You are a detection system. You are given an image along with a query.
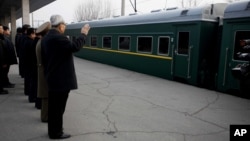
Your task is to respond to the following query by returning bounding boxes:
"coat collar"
[48,29,61,35]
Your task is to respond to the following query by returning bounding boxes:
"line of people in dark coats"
[1,23,43,107]
[14,24,42,109]
[1,14,90,140]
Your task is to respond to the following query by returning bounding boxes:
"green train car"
[65,1,250,97]
[217,1,250,95]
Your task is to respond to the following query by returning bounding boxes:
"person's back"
[42,28,84,91]
[41,14,90,139]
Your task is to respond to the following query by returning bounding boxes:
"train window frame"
[102,36,112,49]
[158,36,170,56]
[137,36,153,53]
[233,30,250,61]
[118,36,131,51]
[177,31,189,56]
[90,36,98,47]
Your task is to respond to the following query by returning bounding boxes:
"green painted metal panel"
[217,18,250,93]
[68,19,221,89]
[74,48,173,79]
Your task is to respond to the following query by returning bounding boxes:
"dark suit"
[3,36,18,65]
[0,37,7,92]
[15,33,22,57]
[27,37,41,108]
[23,36,36,102]
[19,34,28,78]
[0,35,17,86]
[15,33,22,76]
[41,29,86,137]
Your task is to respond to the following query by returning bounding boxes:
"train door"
[224,25,250,91]
[173,26,195,79]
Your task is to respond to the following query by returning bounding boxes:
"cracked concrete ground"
[0,57,250,141]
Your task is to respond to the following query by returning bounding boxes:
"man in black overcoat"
[0,24,8,94]
[19,24,30,79]
[23,28,37,103]
[41,15,90,139]
[2,26,18,88]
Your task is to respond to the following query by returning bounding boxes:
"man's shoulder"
[45,33,68,42]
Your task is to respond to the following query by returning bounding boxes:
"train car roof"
[224,1,250,19]
[67,3,227,29]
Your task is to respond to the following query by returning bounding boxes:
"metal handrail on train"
[223,48,229,86]
[171,45,175,76]
[187,45,193,79]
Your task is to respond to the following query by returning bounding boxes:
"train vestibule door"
[173,27,194,79]
[224,26,250,91]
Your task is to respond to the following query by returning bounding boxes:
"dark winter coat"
[0,37,7,66]
[0,34,17,65]
[23,36,36,73]
[41,29,87,91]
[4,36,18,65]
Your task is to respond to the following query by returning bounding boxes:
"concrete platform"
[1,57,250,141]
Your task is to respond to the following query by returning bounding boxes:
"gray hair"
[50,15,65,27]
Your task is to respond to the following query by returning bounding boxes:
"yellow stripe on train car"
[83,47,173,60]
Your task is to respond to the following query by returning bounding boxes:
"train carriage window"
[158,36,170,55]
[233,31,250,60]
[178,32,189,55]
[103,36,112,48]
[119,36,131,50]
[137,36,152,53]
[91,36,97,47]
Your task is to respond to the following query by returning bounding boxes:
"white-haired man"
[41,15,90,139]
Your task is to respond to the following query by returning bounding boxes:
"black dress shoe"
[0,90,9,95]
[49,133,71,139]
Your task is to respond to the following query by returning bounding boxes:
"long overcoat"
[3,36,18,65]
[36,39,48,98]
[41,29,86,92]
